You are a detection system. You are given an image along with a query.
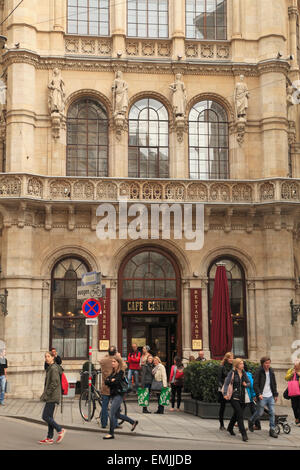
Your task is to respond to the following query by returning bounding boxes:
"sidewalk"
[1,397,300,448]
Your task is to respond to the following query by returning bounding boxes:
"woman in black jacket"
[141,354,154,414]
[218,352,234,430]
[103,357,138,439]
[223,358,250,442]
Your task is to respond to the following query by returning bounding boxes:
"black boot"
[227,427,235,436]
[242,432,248,442]
[143,407,151,414]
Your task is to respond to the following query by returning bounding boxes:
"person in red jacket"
[169,356,184,412]
[127,343,141,393]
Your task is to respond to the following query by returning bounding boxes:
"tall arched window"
[186,0,227,40]
[189,100,229,179]
[208,257,247,357]
[67,98,108,177]
[128,98,169,178]
[51,257,89,359]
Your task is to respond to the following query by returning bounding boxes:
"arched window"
[208,257,247,357]
[128,98,169,178]
[189,100,229,179]
[67,0,109,36]
[186,0,227,40]
[67,98,108,177]
[127,0,168,38]
[122,250,177,299]
[51,257,89,359]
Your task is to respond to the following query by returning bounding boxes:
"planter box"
[184,398,268,420]
[183,398,198,415]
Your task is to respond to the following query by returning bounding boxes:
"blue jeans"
[100,394,110,428]
[128,369,139,392]
[109,394,134,436]
[250,396,275,429]
[0,375,6,404]
[42,402,62,439]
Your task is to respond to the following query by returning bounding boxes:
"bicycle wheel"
[274,424,280,435]
[79,390,96,421]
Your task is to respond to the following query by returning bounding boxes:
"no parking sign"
[82,298,102,319]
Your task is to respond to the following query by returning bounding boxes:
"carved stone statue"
[112,70,128,116]
[234,75,249,119]
[169,73,187,117]
[48,68,66,114]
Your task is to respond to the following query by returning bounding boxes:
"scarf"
[152,364,160,376]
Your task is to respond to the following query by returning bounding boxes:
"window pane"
[186,0,226,39]
[128,0,169,38]
[67,0,109,36]
[189,100,228,179]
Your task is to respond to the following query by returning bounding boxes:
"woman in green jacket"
[39,351,66,444]
[285,359,300,426]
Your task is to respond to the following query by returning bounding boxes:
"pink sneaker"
[39,438,54,445]
[56,429,66,444]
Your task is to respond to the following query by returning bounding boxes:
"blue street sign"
[82,298,102,318]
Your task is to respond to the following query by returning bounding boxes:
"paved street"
[0,416,295,451]
[0,397,300,452]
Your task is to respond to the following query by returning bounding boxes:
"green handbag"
[159,387,171,406]
[137,387,150,407]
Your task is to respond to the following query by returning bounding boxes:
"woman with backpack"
[39,351,66,445]
[169,356,184,412]
[103,356,138,439]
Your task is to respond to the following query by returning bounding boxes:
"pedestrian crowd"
[2,342,300,446]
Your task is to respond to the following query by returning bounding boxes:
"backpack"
[174,368,184,386]
[61,372,69,396]
[119,375,129,394]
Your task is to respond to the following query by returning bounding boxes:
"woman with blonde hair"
[285,359,300,425]
[223,358,250,442]
[218,352,234,430]
[152,356,167,414]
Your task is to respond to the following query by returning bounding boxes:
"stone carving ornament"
[48,68,66,139]
[169,73,187,142]
[234,75,249,119]
[112,70,128,139]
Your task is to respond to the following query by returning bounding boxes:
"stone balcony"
[0,174,299,205]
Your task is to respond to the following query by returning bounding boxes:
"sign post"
[82,294,102,422]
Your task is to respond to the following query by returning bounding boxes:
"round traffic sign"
[82,298,102,318]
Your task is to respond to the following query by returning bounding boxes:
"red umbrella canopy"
[210,264,233,359]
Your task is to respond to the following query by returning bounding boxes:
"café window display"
[50,257,89,359]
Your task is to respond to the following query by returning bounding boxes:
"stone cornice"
[0,49,290,77]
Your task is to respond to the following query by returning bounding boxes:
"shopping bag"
[137,387,150,407]
[159,387,171,406]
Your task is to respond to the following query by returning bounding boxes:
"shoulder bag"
[221,371,234,400]
[288,373,300,397]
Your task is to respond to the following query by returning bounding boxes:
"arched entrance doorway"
[118,247,181,373]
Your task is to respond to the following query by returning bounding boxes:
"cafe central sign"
[122,300,177,313]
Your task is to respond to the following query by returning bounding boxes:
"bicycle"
[79,370,127,424]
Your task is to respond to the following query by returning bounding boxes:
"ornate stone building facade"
[0,0,300,397]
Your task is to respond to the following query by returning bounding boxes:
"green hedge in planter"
[184,360,260,403]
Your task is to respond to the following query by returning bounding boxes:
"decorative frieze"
[185,42,231,60]
[0,175,299,205]
[65,36,112,56]
[125,39,172,58]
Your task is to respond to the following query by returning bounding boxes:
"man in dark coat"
[248,356,279,438]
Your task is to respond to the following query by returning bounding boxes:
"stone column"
[259,64,289,178]
[288,6,299,75]
[111,0,126,58]
[170,0,185,60]
[247,281,257,360]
